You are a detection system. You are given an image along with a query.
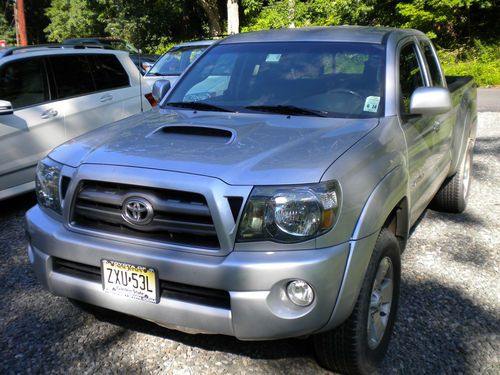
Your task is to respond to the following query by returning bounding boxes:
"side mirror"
[152,79,171,103]
[410,87,452,115]
[0,100,13,115]
[142,61,153,73]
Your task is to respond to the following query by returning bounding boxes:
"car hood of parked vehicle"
[49,109,379,185]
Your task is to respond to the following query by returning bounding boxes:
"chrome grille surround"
[64,165,251,256]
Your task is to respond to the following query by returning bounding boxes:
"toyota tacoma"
[27,27,476,374]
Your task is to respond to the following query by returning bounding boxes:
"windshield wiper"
[245,105,328,117]
[166,101,233,112]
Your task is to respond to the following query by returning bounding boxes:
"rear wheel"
[431,139,474,213]
[313,229,401,375]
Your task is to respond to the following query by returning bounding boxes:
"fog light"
[286,280,314,306]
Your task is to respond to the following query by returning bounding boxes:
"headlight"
[237,181,340,243]
[35,158,63,215]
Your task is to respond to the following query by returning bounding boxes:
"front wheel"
[313,229,401,375]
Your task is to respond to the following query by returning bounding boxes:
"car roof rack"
[0,43,114,58]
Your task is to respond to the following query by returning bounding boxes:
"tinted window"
[399,43,424,113]
[50,55,94,99]
[167,42,386,118]
[420,40,444,87]
[0,58,49,109]
[90,54,129,90]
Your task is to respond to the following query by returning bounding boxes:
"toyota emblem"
[122,197,154,225]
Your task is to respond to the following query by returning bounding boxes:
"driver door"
[398,40,441,223]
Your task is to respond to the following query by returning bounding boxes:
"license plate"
[101,260,158,303]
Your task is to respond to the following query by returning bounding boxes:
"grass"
[438,41,500,87]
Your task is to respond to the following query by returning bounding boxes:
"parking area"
[0,112,499,374]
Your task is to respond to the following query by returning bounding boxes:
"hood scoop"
[151,125,234,144]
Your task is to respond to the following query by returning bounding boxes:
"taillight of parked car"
[145,93,157,107]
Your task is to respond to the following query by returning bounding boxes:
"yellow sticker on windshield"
[363,96,381,112]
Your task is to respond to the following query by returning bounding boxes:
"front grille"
[71,181,220,249]
[53,258,231,309]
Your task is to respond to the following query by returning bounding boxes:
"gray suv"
[26,27,476,374]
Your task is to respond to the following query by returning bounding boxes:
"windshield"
[165,42,385,118]
[147,46,209,76]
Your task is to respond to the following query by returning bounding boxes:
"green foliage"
[0,12,16,45]
[395,0,495,47]
[151,39,177,55]
[44,0,103,42]
[44,0,209,52]
[241,0,375,31]
[38,0,499,86]
[439,41,500,86]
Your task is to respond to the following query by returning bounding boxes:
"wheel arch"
[318,165,409,332]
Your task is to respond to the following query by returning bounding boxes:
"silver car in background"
[143,40,215,88]
[0,45,154,200]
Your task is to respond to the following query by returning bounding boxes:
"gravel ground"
[1,112,499,375]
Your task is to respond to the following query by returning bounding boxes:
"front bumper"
[27,205,356,340]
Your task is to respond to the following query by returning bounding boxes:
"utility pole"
[13,0,28,46]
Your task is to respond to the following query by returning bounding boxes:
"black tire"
[431,139,474,213]
[313,229,401,375]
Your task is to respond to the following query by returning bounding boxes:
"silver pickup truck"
[26,27,476,374]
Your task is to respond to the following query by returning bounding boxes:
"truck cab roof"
[220,26,425,45]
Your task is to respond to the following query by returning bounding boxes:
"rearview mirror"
[152,79,171,104]
[410,87,452,115]
[0,100,13,115]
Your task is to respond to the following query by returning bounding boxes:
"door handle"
[100,94,114,102]
[40,108,58,119]
[432,121,441,132]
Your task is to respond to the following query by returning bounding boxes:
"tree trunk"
[288,0,295,28]
[227,0,239,34]
[198,0,222,36]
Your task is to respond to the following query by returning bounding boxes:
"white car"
[0,45,154,200]
[144,40,215,89]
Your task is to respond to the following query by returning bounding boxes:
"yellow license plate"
[101,260,158,303]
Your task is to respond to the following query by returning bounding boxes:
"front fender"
[318,165,409,332]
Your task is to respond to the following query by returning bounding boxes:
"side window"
[420,40,445,87]
[335,53,369,74]
[90,54,130,91]
[0,58,49,109]
[399,43,424,114]
[50,55,95,99]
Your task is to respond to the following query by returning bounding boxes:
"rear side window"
[0,58,49,109]
[399,43,424,113]
[50,55,94,99]
[90,54,130,90]
[334,53,369,74]
[420,40,445,87]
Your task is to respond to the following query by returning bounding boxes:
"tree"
[44,0,103,42]
[25,0,51,44]
[241,0,374,32]
[227,0,239,34]
[0,1,15,46]
[395,0,497,47]
[197,0,222,36]
[0,13,15,46]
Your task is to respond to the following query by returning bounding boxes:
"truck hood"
[50,109,379,185]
